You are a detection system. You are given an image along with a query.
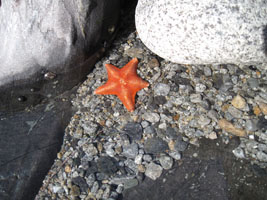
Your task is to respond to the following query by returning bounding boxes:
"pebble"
[190,93,202,103]
[123,122,143,141]
[159,155,173,170]
[82,122,99,136]
[168,151,182,160]
[142,112,160,123]
[245,119,258,132]
[258,102,267,115]
[134,154,143,165]
[124,47,144,58]
[144,137,168,154]
[227,106,243,119]
[247,78,259,89]
[122,142,139,158]
[198,116,211,127]
[174,139,188,152]
[154,83,170,96]
[231,94,246,109]
[138,164,146,173]
[204,66,212,76]
[218,119,247,137]
[144,126,156,135]
[124,178,139,189]
[195,83,206,93]
[147,58,160,68]
[72,176,88,193]
[141,120,149,128]
[97,157,118,175]
[208,132,218,140]
[65,165,71,173]
[154,95,167,105]
[207,110,219,122]
[143,154,152,162]
[145,162,163,180]
[52,185,63,193]
[91,181,99,194]
[70,185,80,197]
[232,147,246,159]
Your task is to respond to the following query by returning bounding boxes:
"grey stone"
[124,159,138,174]
[134,154,143,165]
[123,122,143,141]
[154,83,170,96]
[166,127,179,139]
[116,184,124,194]
[102,186,111,199]
[136,0,267,65]
[195,83,207,93]
[154,95,167,105]
[174,139,189,152]
[70,185,80,197]
[83,143,98,157]
[207,110,219,122]
[96,173,109,181]
[52,185,63,193]
[72,176,88,193]
[86,173,96,187]
[245,119,258,132]
[144,138,168,154]
[232,147,245,159]
[82,122,99,136]
[257,151,267,162]
[168,151,182,160]
[227,106,243,118]
[159,155,173,170]
[111,176,138,189]
[141,120,150,128]
[122,143,139,159]
[91,181,99,194]
[125,48,144,59]
[97,157,118,175]
[144,126,156,135]
[190,93,202,103]
[143,154,153,162]
[145,162,163,180]
[204,66,212,76]
[142,112,160,123]
[198,116,211,127]
[247,78,259,89]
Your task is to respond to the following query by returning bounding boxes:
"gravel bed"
[36,11,267,200]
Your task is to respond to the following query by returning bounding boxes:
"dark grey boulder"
[0,0,121,199]
[0,0,120,112]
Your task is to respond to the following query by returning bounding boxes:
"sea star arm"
[94,81,119,95]
[121,58,138,79]
[117,86,135,112]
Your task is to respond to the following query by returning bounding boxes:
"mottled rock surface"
[135,0,267,65]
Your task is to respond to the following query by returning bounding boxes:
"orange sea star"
[94,58,149,112]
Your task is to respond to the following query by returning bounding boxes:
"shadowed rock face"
[0,0,121,199]
[0,0,120,112]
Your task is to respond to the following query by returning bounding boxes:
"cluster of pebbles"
[36,16,267,200]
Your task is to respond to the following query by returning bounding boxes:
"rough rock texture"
[0,92,74,200]
[0,0,120,112]
[135,0,267,65]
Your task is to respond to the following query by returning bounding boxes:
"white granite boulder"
[135,0,267,65]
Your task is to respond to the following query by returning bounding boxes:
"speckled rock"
[145,162,163,180]
[135,0,267,65]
